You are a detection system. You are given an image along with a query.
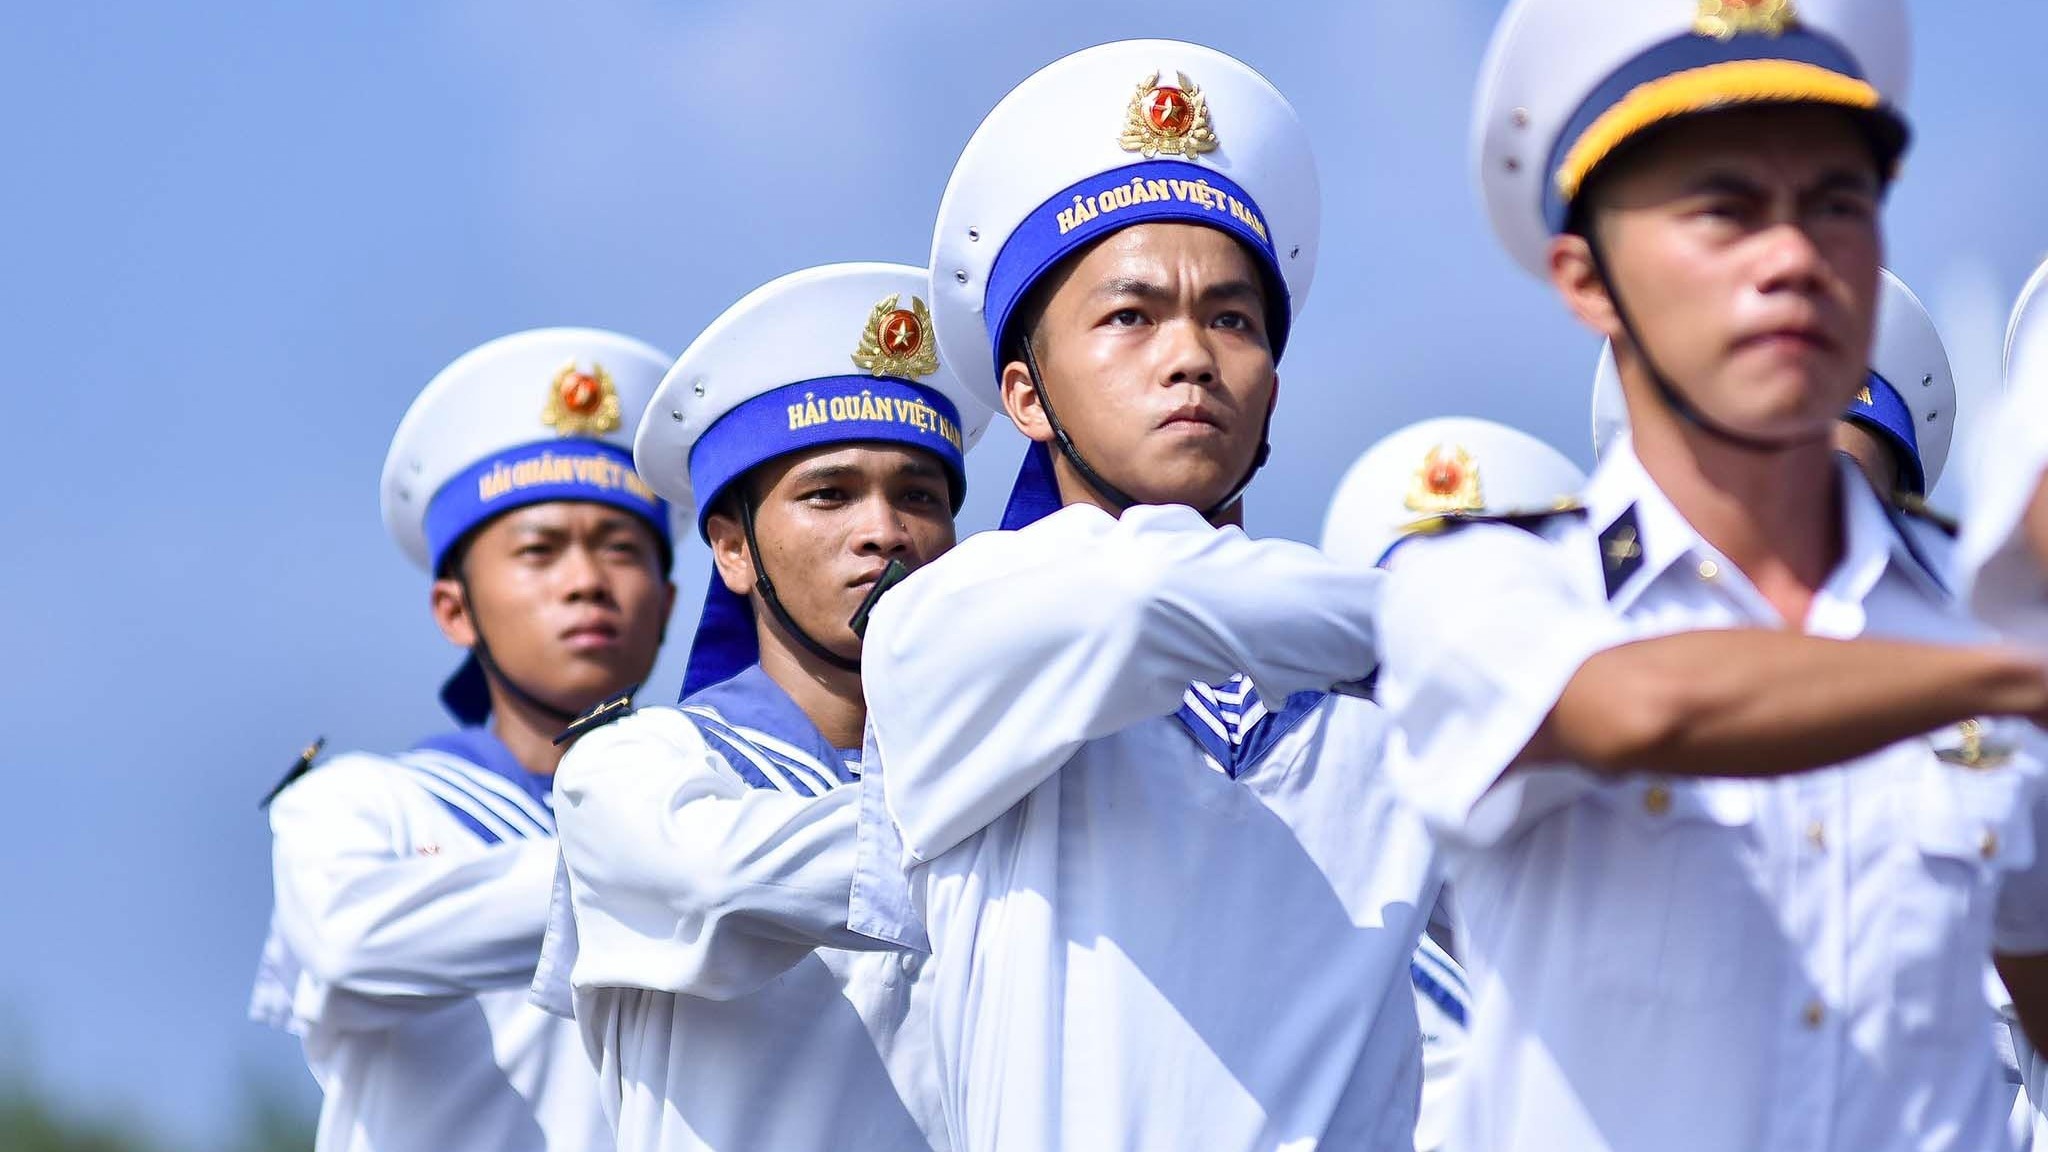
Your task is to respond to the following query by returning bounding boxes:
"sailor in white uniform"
[534,264,990,1152]
[849,40,1439,1152]
[1375,2,2048,1149]
[1597,263,2041,1142]
[250,328,680,1152]
[1320,416,1588,1152]
[1955,255,2048,1152]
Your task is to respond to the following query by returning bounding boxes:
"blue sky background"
[5,1,2047,1143]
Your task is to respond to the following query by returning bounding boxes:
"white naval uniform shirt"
[1959,379,2048,1152]
[537,666,943,1152]
[1377,438,2048,1152]
[851,503,1438,1152]
[250,728,609,1152]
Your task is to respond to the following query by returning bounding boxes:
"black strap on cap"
[458,573,583,728]
[738,493,862,674]
[1021,335,1271,522]
[1587,234,1830,455]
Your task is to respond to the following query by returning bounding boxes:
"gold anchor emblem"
[1604,524,1641,568]
[1936,719,2014,770]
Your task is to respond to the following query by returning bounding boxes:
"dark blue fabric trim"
[1411,958,1469,1028]
[686,376,966,540]
[1845,371,1924,495]
[983,159,1290,377]
[1544,27,1867,231]
[423,439,668,575]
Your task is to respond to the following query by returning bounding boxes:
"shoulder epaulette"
[1399,498,1586,540]
[259,736,327,810]
[1892,492,1958,537]
[554,694,635,747]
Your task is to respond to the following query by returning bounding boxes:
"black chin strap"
[738,493,863,675]
[457,573,584,728]
[1022,336,1271,523]
[1587,234,1829,455]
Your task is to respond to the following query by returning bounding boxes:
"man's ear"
[431,578,478,648]
[1001,356,1055,445]
[704,511,757,597]
[1549,230,1625,343]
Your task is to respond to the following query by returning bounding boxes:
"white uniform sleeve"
[1375,523,1625,848]
[1960,381,2048,646]
[862,502,1382,865]
[268,757,557,1003]
[554,708,892,1003]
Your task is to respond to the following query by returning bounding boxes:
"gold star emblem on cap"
[542,360,621,436]
[1695,0,1797,40]
[1403,444,1484,514]
[851,294,938,380]
[1120,71,1218,160]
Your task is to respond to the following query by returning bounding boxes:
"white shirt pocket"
[1894,752,2036,1038]
[1577,779,1765,1008]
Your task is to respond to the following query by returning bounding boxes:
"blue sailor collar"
[412,726,554,808]
[1583,436,1948,614]
[680,664,860,789]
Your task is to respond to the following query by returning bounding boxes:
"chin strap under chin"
[1587,234,1830,455]
[738,493,862,675]
[457,574,583,728]
[1021,336,1271,523]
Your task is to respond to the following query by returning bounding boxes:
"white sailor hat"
[2004,255,2048,375]
[1475,0,1912,277]
[380,327,675,724]
[381,327,676,575]
[1590,267,1954,493]
[633,262,990,696]
[929,39,1320,417]
[1321,416,1587,570]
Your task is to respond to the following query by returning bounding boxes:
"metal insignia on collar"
[1599,504,1646,600]
[1120,71,1219,160]
[1404,444,1485,515]
[851,294,938,380]
[543,360,622,436]
[1935,719,2015,771]
[554,693,634,747]
[1694,0,1797,40]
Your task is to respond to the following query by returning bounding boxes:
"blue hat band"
[1847,371,1924,495]
[423,439,670,574]
[686,375,968,539]
[984,159,1289,376]
[1544,27,1875,233]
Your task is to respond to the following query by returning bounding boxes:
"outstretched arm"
[866,503,1379,864]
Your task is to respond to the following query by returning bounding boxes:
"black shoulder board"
[259,736,327,810]
[1400,498,1587,541]
[1892,493,1958,537]
[554,694,635,747]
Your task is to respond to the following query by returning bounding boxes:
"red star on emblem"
[560,371,602,415]
[1425,454,1465,495]
[1145,87,1192,136]
[881,309,922,356]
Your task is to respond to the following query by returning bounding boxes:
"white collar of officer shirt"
[1583,433,1947,617]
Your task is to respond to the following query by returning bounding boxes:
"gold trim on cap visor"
[1554,58,1881,206]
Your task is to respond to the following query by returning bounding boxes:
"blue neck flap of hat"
[1846,371,1924,496]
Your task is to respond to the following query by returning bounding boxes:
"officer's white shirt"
[1377,438,2048,1152]
[539,666,943,1152]
[251,730,609,1152]
[852,502,1438,1152]
[1959,380,2048,1152]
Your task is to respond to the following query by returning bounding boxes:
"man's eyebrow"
[1091,277,1172,302]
